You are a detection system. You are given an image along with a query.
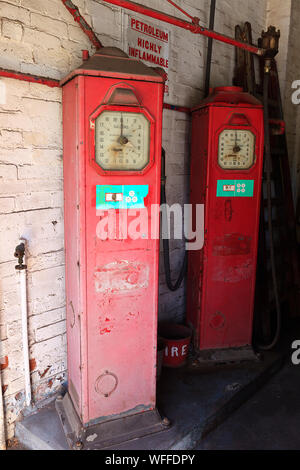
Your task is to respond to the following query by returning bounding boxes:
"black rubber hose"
[204,0,216,97]
[161,148,187,291]
[257,64,281,350]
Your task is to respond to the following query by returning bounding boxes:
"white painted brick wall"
[0,0,270,439]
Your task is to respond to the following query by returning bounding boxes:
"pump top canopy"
[60,47,164,87]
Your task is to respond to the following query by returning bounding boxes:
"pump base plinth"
[190,346,260,369]
[55,392,169,450]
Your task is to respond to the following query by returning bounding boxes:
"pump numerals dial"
[218,130,255,170]
[95,111,150,171]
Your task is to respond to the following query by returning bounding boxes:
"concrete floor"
[198,359,300,450]
[15,349,283,450]
[13,318,300,450]
[11,355,300,450]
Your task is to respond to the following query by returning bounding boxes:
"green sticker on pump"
[96,185,149,210]
[217,180,254,197]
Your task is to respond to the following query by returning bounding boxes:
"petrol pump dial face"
[218,129,255,170]
[95,110,150,171]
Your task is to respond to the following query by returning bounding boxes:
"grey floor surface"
[197,359,300,450]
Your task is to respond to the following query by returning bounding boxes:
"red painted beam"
[0,68,60,88]
[61,0,103,50]
[102,0,265,56]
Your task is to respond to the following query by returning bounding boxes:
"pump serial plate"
[96,185,149,209]
[216,180,254,197]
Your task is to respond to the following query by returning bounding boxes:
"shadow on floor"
[197,359,300,450]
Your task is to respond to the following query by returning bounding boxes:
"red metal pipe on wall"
[102,0,265,56]
[61,0,103,50]
[0,67,60,88]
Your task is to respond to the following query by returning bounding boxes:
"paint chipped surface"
[213,233,251,256]
[99,326,112,335]
[94,260,149,294]
[98,311,140,335]
[212,260,253,283]
[39,366,51,378]
[98,315,114,335]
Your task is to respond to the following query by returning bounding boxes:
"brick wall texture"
[0,0,296,438]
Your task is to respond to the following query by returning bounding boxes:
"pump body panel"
[62,51,164,426]
[187,87,264,351]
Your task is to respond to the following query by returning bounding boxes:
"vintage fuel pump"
[187,87,264,354]
[56,47,167,449]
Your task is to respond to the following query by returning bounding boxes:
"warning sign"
[125,15,170,95]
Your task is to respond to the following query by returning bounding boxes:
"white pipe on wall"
[18,239,32,407]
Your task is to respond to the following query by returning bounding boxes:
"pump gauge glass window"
[95,110,150,171]
[218,129,256,170]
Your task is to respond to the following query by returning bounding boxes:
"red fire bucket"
[158,323,192,368]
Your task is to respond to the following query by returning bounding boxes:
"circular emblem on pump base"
[209,312,226,330]
[95,371,118,398]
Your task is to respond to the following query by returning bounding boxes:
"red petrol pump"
[187,87,264,353]
[56,47,168,449]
